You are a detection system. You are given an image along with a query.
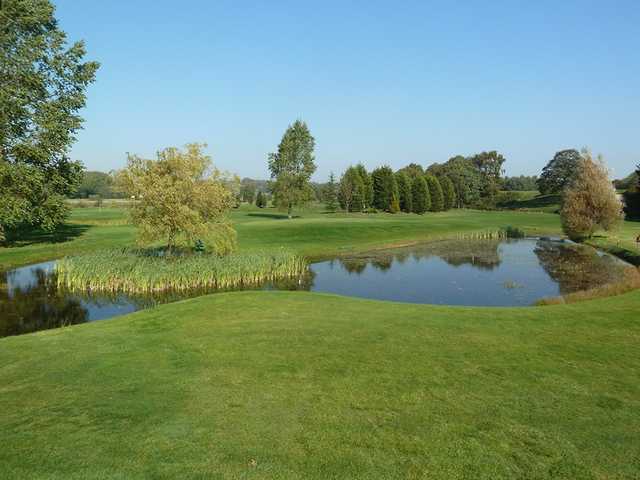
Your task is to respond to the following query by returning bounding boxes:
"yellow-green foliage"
[56,249,307,293]
[116,143,238,253]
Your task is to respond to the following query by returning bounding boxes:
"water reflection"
[0,239,635,338]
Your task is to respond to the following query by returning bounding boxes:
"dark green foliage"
[240,180,256,203]
[622,189,640,219]
[440,176,456,210]
[411,176,430,214]
[255,191,267,208]
[425,175,444,212]
[73,171,118,198]
[397,163,424,179]
[502,225,526,238]
[354,164,373,209]
[371,166,398,212]
[434,156,482,207]
[194,239,206,253]
[324,172,339,212]
[0,0,99,241]
[268,120,317,218]
[503,175,538,191]
[469,151,506,199]
[537,149,581,194]
[613,171,639,191]
[339,166,365,212]
[395,172,412,213]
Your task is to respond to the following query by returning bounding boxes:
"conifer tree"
[411,177,430,214]
[425,175,444,211]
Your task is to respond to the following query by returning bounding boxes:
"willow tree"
[268,120,317,218]
[560,151,622,241]
[0,0,99,242]
[117,144,237,254]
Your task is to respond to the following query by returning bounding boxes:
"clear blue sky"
[54,0,640,180]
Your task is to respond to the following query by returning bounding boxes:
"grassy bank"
[1,290,639,479]
[56,249,306,293]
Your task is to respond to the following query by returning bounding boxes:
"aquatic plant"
[56,249,308,293]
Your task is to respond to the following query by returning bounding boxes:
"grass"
[1,290,639,479]
[56,249,306,293]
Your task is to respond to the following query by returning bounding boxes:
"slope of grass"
[1,290,639,479]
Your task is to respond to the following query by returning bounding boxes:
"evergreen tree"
[371,166,398,211]
[411,177,430,214]
[395,171,413,213]
[324,172,339,212]
[440,176,456,210]
[268,120,316,218]
[354,164,374,210]
[339,166,365,212]
[255,191,266,208]
[425,175,444,211]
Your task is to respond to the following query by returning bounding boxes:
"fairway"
[1,290,639,479]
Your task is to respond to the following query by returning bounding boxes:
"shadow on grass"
[247,213,300,220]
[498,194,561,211]
[3,224,90,248]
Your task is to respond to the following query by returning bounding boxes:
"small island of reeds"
[56,249,308,293]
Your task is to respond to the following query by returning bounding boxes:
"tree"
[436,156,483,208]
[116,144,237,253]
[503,175,538,191]
[425,175,444,212]
[255,191,267,208]
[324,172,339,212]
[469,151,506,199]
[395,171,413,213]
[560,151,622,241]
[440,176,456,210]
[240,180,256,203]
[411,176,430,214]
[398,163,425,179]
[0,0,99,242]
[354,163,373,210]
[371,166,398,211]
[268,120,316,218]
[537,149,581,194]
[339,166,365,212]
[73,171,117,198]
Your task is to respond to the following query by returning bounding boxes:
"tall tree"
[354,163,373,210]
[560,151,622,241]
[437,156,482,207]
[255,191,267,208]
[0,0,99,242]
[116,144,237,253]
[440,176,456,210]
[398,163,425,179]
[371,166,398,211]
[411,176,430,214]
[324,172,339,212]
[469,151,506,199]
[537,149,581,195]
[425,175,444,212]
[268,120,316,218]
[395,171,413,213]
[339,166,365,212]
[240,180,256,203]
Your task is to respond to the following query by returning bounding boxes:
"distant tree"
[116,144,237,253]
[268,120,317,218]
[389,190,400,213]
[240,180,256,203]
[395,171,413,213]
[324,172,339,212]
[560,151,622,241]
[371,166,398,211]
[354,164,374,209]
[0,0,99,242]
[622,163,640,219]
[502,175,538,191]
[537,149,581,194]
[73,171,115,198]
[437,156,483,207]
[425,175,444,212]
[339,166,365,212]
[469,151,506,199]
[398,163,425,179]
[255,191,267,208]
[411,176,430,214]
[440,176,456,210]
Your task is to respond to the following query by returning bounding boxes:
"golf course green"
[1,204,639,479]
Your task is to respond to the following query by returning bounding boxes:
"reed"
[56,249,308,293]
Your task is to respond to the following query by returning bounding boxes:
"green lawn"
[1,290,639,479]
[1,204,639,479]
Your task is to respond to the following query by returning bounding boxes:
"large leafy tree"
[560,151,622,241]
[354,163,373,209]
[371,166,398,211]
[440,176,456,210]
[117,144,237,253]
[537,149,581,195]
[395,171,412,213]
[469,150,506,199]
[268,120,316,218]
[339,166,365,212]
[0,0,99,242]
[436,156,482,207]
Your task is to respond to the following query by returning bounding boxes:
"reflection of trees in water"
[533,240,629,294]
[336,239,502,274]
[0,269,88,338]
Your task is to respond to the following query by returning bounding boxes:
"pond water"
[1,238,635,338]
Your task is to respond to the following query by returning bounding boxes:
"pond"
[1,238,635,338]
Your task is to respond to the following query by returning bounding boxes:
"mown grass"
[1,290,639,479]
[56,249,306,293]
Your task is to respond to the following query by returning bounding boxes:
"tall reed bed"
[56,249,308,293]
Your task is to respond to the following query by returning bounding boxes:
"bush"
[502,225,526,238]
